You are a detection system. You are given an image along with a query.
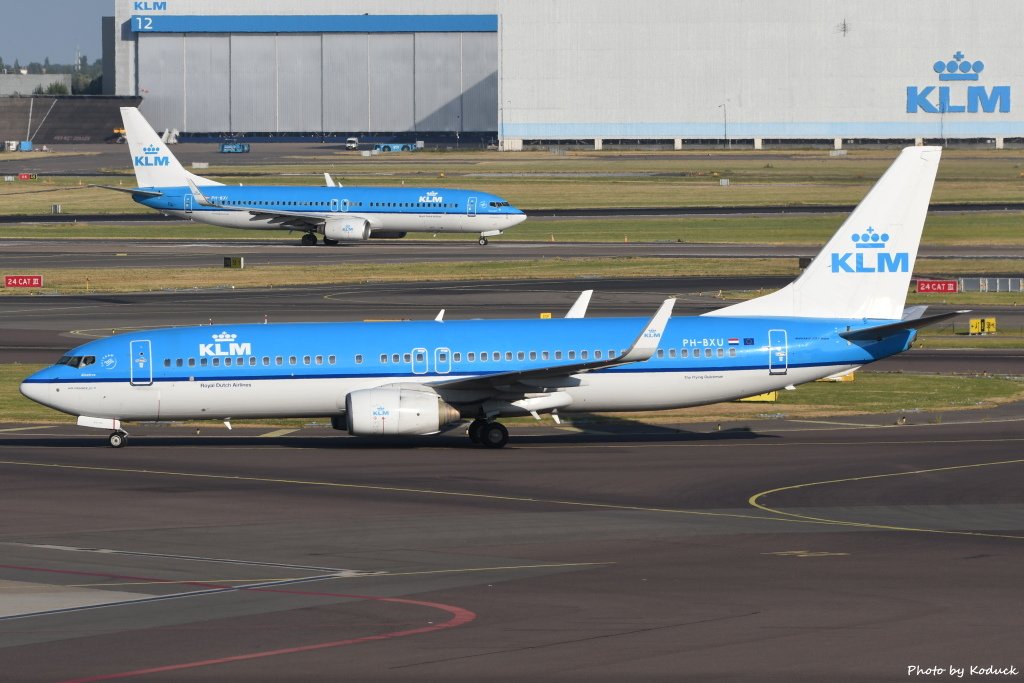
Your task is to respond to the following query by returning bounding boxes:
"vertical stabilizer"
[705,146,941,320]
[120,108,222,188]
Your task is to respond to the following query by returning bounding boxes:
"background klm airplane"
[25,147,961,449]
[104,108,526,246]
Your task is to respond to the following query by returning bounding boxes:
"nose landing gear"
[108,430,128,448]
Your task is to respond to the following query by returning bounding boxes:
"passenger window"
[669,349,677,358]
[262,356,270,366]
[657,349,664,358]
[581,350,589,360]
[555,351,562,360]
[225,358,233,366]
[492,351,500,361]
[276,356,283,365]
[403,353,411,363]
[416,352,424,362]
[529,351,537,360]
[175,358,183,367]
[236,357,243,365]
[200,358,208,367]
[595,350,603,359]
[505,351,513,361]
[163,359,171,368]
[568,351,576,360]
[516,351,524,361]
[728,348,736,357]
[328,355,336,364]
[249,357,257,366]
[439,352,448,362]
[315,355,323,365]
[717,348,724,358]
[453,352,461,362]
[188,358,196,367]
[392,353,400,363]
[289,356,297,365]
[212,357,220,367]
[468,352,476,362]
[704,348,712,358]
[681,349,688,358]
[380,354,388,363]
[542,351,549,360]
[608,349,615,358]
[303,356,311,365]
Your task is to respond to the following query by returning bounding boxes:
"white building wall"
[497,0,1024,140]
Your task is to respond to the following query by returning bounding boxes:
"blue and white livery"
[105,108,526,246]
[24,147,959,448]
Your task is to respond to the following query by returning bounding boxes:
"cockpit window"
[55,355,94,368]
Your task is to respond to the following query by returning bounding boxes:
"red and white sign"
[4,275,43,288]
[917,279,958,293]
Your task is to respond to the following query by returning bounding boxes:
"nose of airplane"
[508,211,528,226]
[20,378,49,406]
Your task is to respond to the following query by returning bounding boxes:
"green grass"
[5,364,1021,426]
[776,372,1024,413]
[5,147,1024,214]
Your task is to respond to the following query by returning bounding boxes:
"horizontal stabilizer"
[840,310,969,341]
[93,185,164,198]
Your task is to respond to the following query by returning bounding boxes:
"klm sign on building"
[907,52,1010,114]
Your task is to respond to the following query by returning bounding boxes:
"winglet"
[324,172,336,187]
[185,176,215,207]
[565,290,593,319]
[435,309,445,322]
[620,298,675,362]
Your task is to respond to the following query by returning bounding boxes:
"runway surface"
[0,407,1021,682]
[0,237,1019,271]
[1,279,1019,373]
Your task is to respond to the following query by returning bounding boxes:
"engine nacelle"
[345,387,461,436]
[324,218,370,241]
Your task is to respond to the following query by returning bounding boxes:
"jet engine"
[324,218,370,241]
[345,387,461,436]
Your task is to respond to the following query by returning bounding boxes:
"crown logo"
[426,191,438,197]
[142,144,161,155]
[212,331,237,342]
[933,51,983,81]
[850,227,890,249]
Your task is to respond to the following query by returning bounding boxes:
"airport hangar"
[107,0,1024,149]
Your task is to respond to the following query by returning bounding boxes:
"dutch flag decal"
[728,338,740,345]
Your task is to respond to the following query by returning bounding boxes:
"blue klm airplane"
[24,147,961,449]
[101,108,526,246]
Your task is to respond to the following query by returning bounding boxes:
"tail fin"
[120,108,222,188]
[705,146,942,321]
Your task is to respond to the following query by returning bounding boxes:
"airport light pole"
[718,102,729,150]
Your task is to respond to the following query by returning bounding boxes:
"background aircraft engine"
[346,387,461,436]
[324,218,370,241]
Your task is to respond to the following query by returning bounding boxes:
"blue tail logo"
[830,228,909,273]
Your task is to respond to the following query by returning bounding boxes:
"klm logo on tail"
[830,228,909,274]
[133,144,170,168]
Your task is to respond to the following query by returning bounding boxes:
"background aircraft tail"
[705,146,942,321]
[120,108,222,188]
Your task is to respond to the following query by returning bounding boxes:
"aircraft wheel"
[108,431,126,448]
[323,237,339,246]
[467,419,486,444]
[301,233,318,246]
[478,236,489,246]
[479,422,509,449]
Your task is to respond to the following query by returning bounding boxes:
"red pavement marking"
[1,563,477,682]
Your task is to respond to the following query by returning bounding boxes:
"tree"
[13,58,21,73]
[26,62,43,74]
[43,57,50,73]
[79,54,88,72]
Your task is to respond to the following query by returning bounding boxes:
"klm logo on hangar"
[830,228,909,274]
[133,144,170,168]
[133,1,167,10]
[907,51,1010,114]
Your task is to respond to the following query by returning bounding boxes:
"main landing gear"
[467,419,509,449]
[108,430,128,448]
[478,236,489,246]
[301,232,318,246]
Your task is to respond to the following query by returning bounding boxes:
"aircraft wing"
[839,310,969,342]
[433,298,675,393]
[184,177,334,225]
